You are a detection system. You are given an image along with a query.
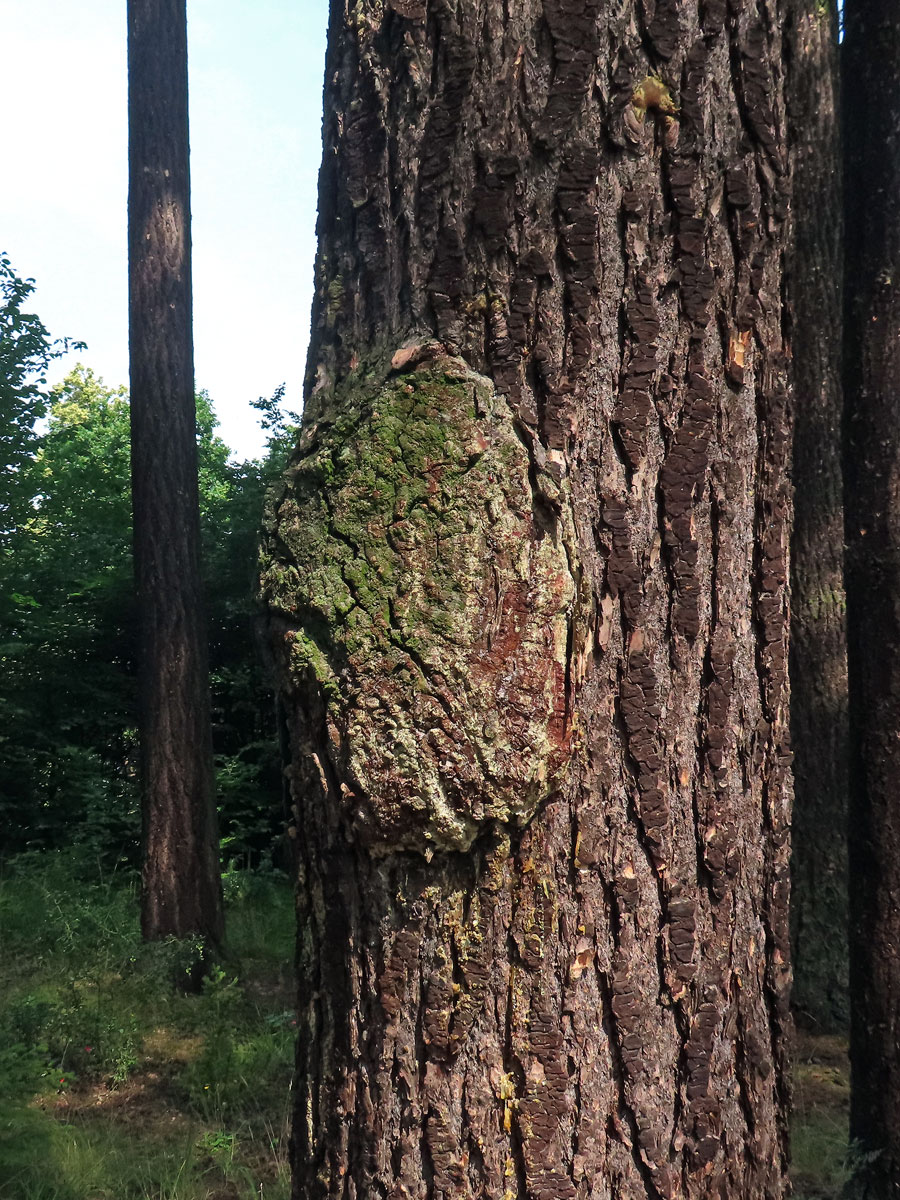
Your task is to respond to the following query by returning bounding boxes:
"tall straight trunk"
[787,0,847,1031]
[128,0,223,947]
[262,1,793,1195]
[843,0,900,1188]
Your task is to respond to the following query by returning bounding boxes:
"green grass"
[791,1032,851,1199]
[0,852,293,1200]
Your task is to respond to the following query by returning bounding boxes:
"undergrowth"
[791,1030,851,1199]
[0,851,294,1199]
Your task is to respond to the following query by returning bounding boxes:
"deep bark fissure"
[601,962,668,1200]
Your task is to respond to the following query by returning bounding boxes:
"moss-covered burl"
[260,351,576,853]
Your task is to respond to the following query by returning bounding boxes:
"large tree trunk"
[786,0,847,1032]
[262,1,793,1195]
[128,0,223,947]
[843,0,900,1188]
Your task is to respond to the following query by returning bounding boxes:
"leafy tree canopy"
[0,359,294,864]
[0,254,83,550]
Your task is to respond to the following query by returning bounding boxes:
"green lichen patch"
[260,355,576,852]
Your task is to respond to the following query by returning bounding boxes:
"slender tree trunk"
[128,0,223,947]
[843,0,900,1188]
[787,0,847,1032]
[263,1,793,1195]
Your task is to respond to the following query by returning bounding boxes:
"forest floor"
[792,1029,851,1198]
[0,853,294,1199]
[0,853,849,1199]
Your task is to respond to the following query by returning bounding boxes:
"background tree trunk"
[843,0,900,1188]
[786,0,847,1032]
[128,0,223,947]
[262,1,793,1195]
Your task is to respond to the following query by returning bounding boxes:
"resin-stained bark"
[261,1,793,1195]
[843,0,900,1188]
[787,0,847,1031]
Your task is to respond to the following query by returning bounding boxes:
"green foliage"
[200,392,290,866]
[0,851,138,967]
[250,382,300,482]
[180,970,293,1123]
[791,1035,851,1199]
[0,854,144,1096]
[0,354,291,865]
[0,267,296,1194]
[792,1116,851,1198]
[0,254,83,551]
[0,854,292,1200]
[0,369,138,858]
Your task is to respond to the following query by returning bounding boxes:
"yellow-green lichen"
[260,354,576,853]
[631,74,679,117]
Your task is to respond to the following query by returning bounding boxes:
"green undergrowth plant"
[0,851,293,1199]
[791,1032,851,1199]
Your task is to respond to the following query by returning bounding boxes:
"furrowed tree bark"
[262,2,793,1195]
[786,0,847,1032]
[843,0,900,1188]
[128,0,223,948]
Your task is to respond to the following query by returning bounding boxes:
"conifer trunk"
[263,2,793,1194]
[843,0,900,1187]
[787,0,847,1031]
[128,0,223,947]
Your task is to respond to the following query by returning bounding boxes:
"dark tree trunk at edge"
[263,1,793,1195]
[128,0,223,948]
[787,0,847,1032]
[843,0,900,1189]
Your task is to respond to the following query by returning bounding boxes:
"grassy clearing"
[0,852,294,1200]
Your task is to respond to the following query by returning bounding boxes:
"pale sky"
[1,0,329,459]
